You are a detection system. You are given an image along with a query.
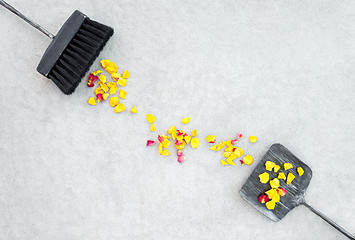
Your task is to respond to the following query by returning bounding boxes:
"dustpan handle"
[302,202,355,239]
[0,0,54,39]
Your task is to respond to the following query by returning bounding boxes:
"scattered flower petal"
[191,129,197,137]
[88,97,96,106]
[233,148,244,158]
[221,160,228,165]
[111,72,121,79]
[191,138,200,148]
[231,139,238,144]
[130,105,137,113]
[116,78,127,87]
[99,74,106,83]
[96,93,103,102]
[181,117,190,124]
[109,97,119,107]
[122,70,130,79]
[297,167,304,176]
[146,114,156,124]
[206,135,217,143]
[119,89,127,99]
[277,172,286,180]
[160,149,171,156]
[103,93,109,100]
[266,200,276,210]
[284,163,293,170]
[259,172,270,183]
[249,136,258,143]
[226,158,235,165]
[177,150,183,157]
[258,194,269,204]
[150,124,156,132]
[146,140,156,146]
[269,178,280,189]
[237,133,243,139]
[243,155,254,165]
[91,70,102,75]
[114,103,125,113]
[265,161,276,171]
[277,188,287,196]
[177,155,185,163]
[167,126,176,135]
[273,165,280,172]
[209,145,217,151]
[286,172,295,184]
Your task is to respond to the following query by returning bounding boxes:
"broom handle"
[302,202,355,239]
[0,0,54,39]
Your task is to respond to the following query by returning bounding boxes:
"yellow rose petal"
[119,90,127,99]
[206,135,217,143]
[243,155,254,165]
[184,135,191,144]
[284,163,293,170]
[117,78,127,87]
[160,149,171,156]
[216,141,226,151]
[88,97,96,106]
[181,117,190,124]
[100,59,110,68]
[221,160,228,166]
[114,103,125,113]
[286,172,295,184]
[99,74,106,83]
[259,172,269,183]
[269,178,280,189]
[191,138,200,148]
[161,139,170,148]
[297,167,304,176]
[146,114,156,124]
[150,124,156,132]
[109,97,119,107]
[265,161,276,171]
[209,145,217,151]
[233,148,244,158]
[274,165,280,172]
[99,82,108,93]
[105,61,118,74]
[226,158,235,165]
[130,105,137,113]
[277,172,286,180]
[265,189,278,199]
[91,70,102,75]
[102,93,109,100]
[158,143,163,154]
[223,152,231,158]
[94,86,103,95]
[167,126,176,135]
[272,192,280,202]
[266,200,276,210]
[111,72,121,79]
[249,136,258,143]
[191,129,197,137]
[122,70,130,79]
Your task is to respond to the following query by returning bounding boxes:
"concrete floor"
[0,0,354,239]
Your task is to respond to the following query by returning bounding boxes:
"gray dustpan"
[240,144,354,239]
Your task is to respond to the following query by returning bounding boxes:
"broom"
[0,0,114,94]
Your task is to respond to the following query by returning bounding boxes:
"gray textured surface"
[0,0,355,239]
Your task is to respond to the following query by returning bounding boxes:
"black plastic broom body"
[0,0,114,94]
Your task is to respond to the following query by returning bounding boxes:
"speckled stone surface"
[0,0,354,239]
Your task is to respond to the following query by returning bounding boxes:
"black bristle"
[38,11,114,95]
